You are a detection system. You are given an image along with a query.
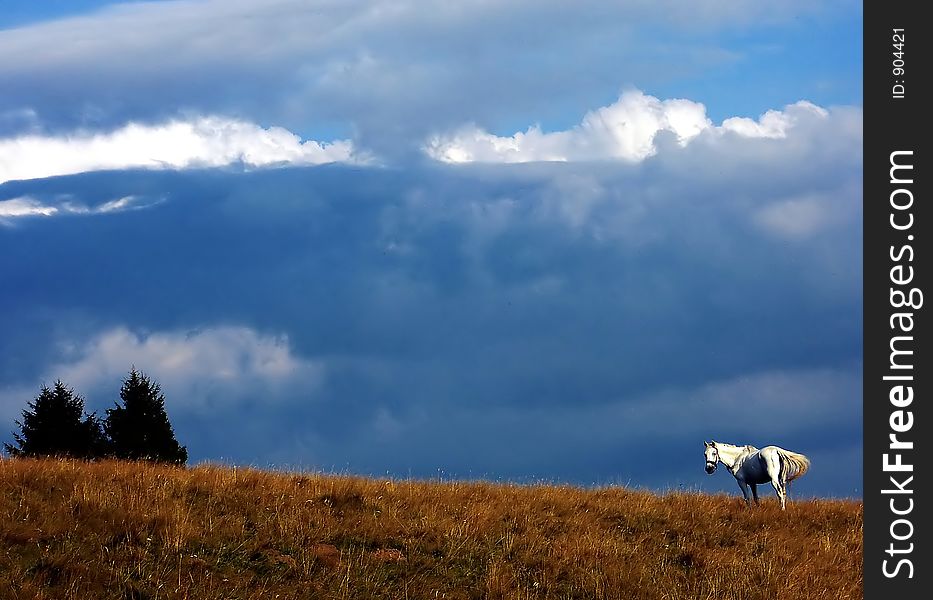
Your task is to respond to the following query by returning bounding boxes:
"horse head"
[704,441,718,474]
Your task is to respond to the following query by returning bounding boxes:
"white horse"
[703,440,810,510]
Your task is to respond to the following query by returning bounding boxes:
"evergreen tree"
[4,381,105,459]
[105,368,187,465]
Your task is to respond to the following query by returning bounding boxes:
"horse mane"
[714,441,757,453]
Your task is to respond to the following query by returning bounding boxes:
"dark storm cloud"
[0,124,861,494]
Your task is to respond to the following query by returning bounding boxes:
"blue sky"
[0,0,862,497]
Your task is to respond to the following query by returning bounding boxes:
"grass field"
[0,458,862,599]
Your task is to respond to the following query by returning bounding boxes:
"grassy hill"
[0,458,861,599]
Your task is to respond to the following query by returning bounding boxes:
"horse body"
[704,441,810,510]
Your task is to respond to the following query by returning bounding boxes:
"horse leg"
[737,480,751,507]
[751,484,760,506]
[765,451,787,510]
[769,478,784,509]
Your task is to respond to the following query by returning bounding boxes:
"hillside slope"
[0,459,861,599]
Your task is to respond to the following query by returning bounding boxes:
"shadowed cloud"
[0,132,861,494]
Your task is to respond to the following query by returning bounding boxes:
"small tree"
[105,368,187,464]
[4,381,105,459]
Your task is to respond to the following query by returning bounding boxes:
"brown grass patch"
[0,458,862,599]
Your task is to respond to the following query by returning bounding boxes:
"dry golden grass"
[0,458,861,599]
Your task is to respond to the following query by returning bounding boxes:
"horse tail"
[778,449,811,483]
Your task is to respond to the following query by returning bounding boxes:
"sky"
[0,0,862,497]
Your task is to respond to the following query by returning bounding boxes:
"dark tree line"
[4,368,187,464]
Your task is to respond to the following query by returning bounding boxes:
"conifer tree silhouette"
[4,381,105,458]
[105,368,187,464]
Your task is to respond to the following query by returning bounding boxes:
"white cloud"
[720,102,828,138]
[425,92,834,163]
[0,116,362,184]
[95,196,144,213]
[0,327,325,417]
[0,196,60,217]
[0,195,157,223]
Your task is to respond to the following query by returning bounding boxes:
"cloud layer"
[0,117,358,184]
[0,0,860,155]
[0,134,862,492]
[426,91,831,163]
[0,92,858,184]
